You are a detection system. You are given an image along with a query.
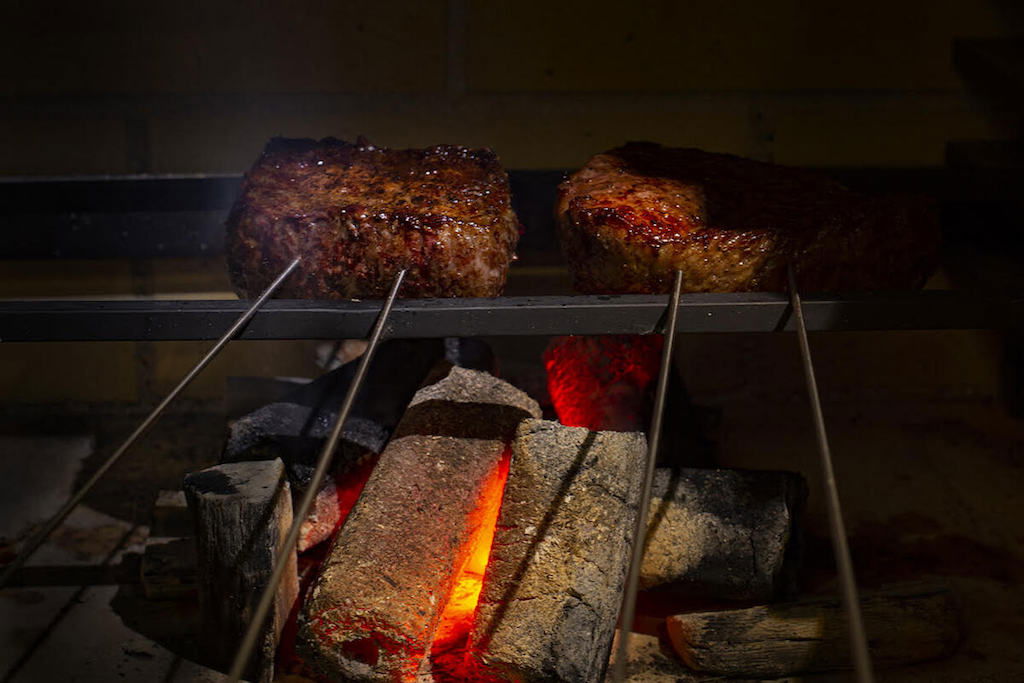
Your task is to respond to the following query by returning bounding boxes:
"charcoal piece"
[642,467,806,600]
[223,338,444,488]
[223,338,496,490]
[184,459,298,683]
[469,419,647,683]
[666,583,961,677]
[299,367,541,682]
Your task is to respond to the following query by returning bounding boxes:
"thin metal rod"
[227,269,407,683]
[787,264,875,683]
[0,258,301,589]
[612,270,684,682]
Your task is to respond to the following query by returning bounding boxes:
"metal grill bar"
[611,270,684,683]
[0,258,301,589]
[0,290,1018,341]
[788,266,875,682]
[226,269,407,683]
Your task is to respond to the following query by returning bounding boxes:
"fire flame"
[430,449,512,676]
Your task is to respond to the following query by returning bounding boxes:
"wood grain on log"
[666,583,961,677]
[642,467,806,600]
[469,419,646,683]
[300,367,541,682]
[184,458,298,683]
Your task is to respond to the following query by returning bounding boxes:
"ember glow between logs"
[430,450,512,677]
[544,334,664,431]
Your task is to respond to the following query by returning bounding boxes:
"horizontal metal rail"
[0,291,1018,342]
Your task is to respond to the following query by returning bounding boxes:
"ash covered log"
[642,467,806,600]
[226,337,495,551]
[184,459,298,683]
[300,367,540,682]
[468,419,646,683]
[666,583,961,677]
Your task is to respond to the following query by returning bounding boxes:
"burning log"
[183,459,299,683]
[666,583,961,677]
[300,367,541,682]
[225,338,495,552]
[641,467,806,600]
[469,419,646,683]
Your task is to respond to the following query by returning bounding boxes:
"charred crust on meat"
[226,137,519,299]
[557,142,939,294]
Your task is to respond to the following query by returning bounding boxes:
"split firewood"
[468,419,646,683]
[224,338,495,552]
[184,459,298,683]
[299,367,541,682]
[642,467,806,600]
[666,582,961,677]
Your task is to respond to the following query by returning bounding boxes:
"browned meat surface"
[557,143,939,293]
[226,137,519,299]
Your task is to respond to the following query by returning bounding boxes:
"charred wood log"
[222,338,446,489]
[184,459,298,683]
[642,467,806,600]
[666,583,961,677]
[468,419,646,683]
[300,367,540,682]
[224,338,494,552]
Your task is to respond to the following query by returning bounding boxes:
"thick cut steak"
[226,137,519,299]
[557,143,938,293]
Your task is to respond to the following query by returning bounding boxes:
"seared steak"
[226,137,519,299]
[557,143,938,293]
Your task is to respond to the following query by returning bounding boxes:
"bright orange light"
[544,334,664,431]
[430,449,512,669]
[333,454,379,525]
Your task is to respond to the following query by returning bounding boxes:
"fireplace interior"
[4,3,1024,682]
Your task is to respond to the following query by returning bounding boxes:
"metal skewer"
[227,269,407,683]
[787,264,875,683]
[0,257,302,590]
[611,269,684,683]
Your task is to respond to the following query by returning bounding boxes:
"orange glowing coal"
[430,449,512,674]
[545,334,663,431]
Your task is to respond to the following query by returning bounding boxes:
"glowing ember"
[279,456,379,676]
[430,450,512,676]
[332,455,379,524]
[544,334,663,431]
